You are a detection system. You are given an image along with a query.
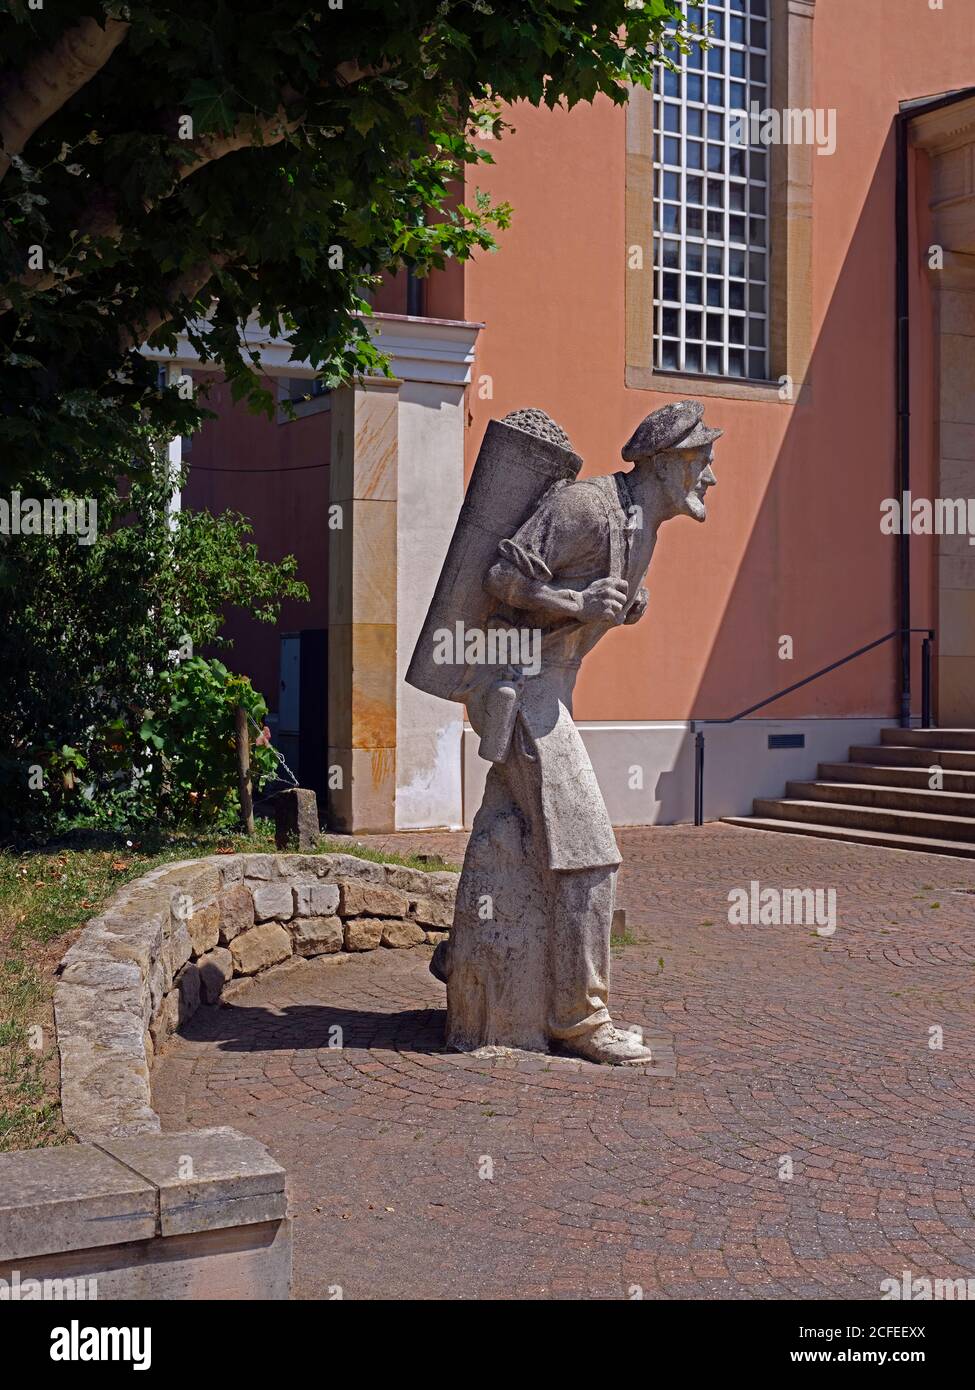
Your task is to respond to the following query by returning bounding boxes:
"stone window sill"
[625,365,800,404]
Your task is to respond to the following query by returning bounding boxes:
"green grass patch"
[610,932,638,948]
[321,839,458,874]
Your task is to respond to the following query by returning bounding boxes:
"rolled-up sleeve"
[498,484,605,581]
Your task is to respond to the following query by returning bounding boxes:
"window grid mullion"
[652,0,770,383]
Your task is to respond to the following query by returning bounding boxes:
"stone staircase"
[723,728,975,858]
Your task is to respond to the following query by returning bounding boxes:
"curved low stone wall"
[54,852,457,1141]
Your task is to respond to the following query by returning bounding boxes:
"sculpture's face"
[656,445,717,522]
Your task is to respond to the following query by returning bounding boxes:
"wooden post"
[234,705,255,834]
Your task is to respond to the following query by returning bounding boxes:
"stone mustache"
[406,402,720,1065]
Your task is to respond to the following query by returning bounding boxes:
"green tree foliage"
[0,436,308,837]
[0,0,696,487]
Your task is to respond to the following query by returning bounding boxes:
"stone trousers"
[501,725,615,1039]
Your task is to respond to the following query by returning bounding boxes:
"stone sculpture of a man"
[410,400,720,1064]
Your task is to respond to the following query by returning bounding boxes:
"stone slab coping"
[0,1127,285,1262]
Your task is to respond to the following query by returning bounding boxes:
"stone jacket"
[475,470,656,873]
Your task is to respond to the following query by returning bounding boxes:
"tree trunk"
[235,705,255,835]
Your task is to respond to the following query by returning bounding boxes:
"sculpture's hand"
[622,586,649,625]
[578,577,629,622]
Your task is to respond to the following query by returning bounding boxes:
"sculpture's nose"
[701,465,717,486]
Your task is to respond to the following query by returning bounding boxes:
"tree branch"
[0,16,130,183]
[3,109,298,306]
[180,107,300,172]
[80,105,301,248]
[118,253,231,352]
[1,59,381,309]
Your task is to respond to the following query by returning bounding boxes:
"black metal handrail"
[691,627,935,826]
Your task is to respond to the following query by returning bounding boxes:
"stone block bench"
[0,849,456,1300]
[0,1127,290,1300]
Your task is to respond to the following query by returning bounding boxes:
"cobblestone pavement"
[153,824,975,1300]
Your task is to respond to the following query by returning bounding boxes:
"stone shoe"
[560,1023,654,1066]
[429,938,451,985]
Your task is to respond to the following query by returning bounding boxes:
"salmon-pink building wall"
[457,0,968,723]
[183,0,970,737]
[182,374,328,709]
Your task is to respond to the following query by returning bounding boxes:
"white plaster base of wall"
[457,718,897,827]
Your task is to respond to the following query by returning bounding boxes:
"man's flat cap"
[621,399,721,461]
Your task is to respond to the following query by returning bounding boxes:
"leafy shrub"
[139,657,278,827]
[0,437,307,839]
